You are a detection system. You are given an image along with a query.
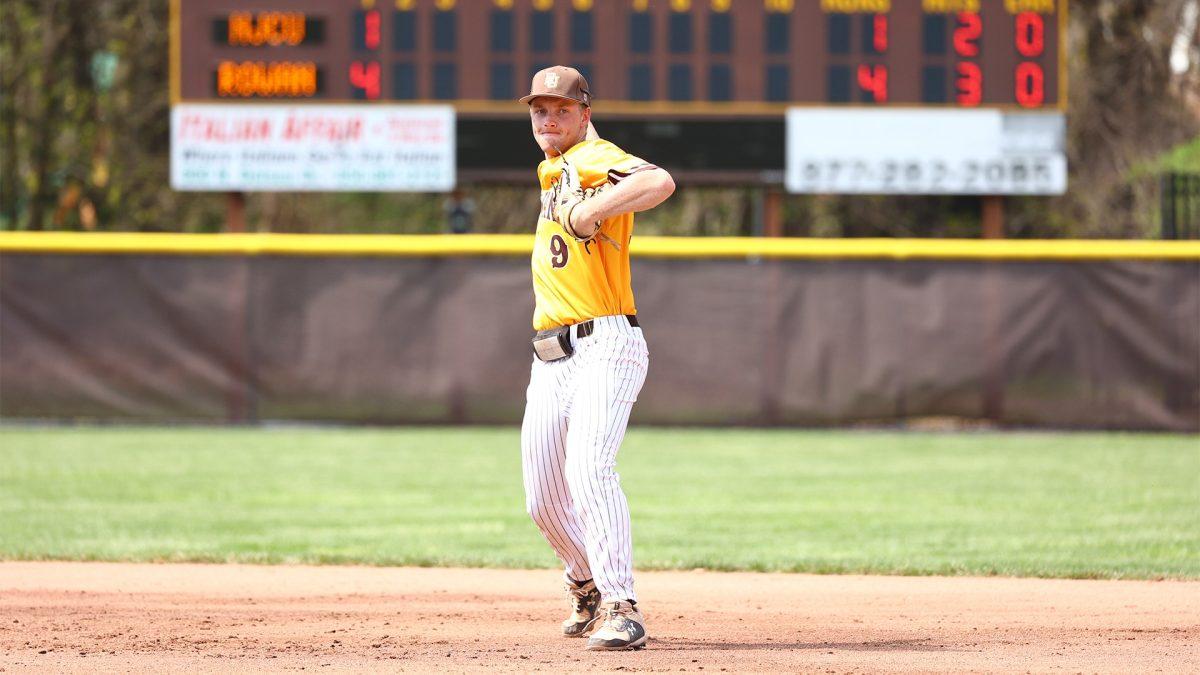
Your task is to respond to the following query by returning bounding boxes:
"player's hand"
[556,185,608,241]
[551,160,607,241]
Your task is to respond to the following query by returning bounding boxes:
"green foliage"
[1,426,1196,579]
[1154,136,1200,174]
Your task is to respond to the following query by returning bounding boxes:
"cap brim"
[519,93,587,105]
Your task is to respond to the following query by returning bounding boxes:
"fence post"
[1188,175,1198,239]
[1161,173,1176,239]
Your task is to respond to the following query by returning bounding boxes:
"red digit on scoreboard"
[1015,12,1044,58]
[953,12,981,57]
[349,60,381,99]
[857,64,888,103]
[956,62,981,106]
[364,9,381,50]
[873,14,888,53]
[1015,62,1044,107]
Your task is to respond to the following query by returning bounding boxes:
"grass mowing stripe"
[0,426,1196,578]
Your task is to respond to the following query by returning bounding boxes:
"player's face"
[529,97,590,156]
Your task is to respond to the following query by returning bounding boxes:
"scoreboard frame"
[170,0,1068,115]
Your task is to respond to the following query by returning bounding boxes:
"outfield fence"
[1162,172,1200,240]
[1,234,1197,430]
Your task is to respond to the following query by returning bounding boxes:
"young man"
[518,65,674,651]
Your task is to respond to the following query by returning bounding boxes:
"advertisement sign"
[170,104,455,191]
[785,109,1067,195]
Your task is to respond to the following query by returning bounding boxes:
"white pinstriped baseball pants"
[521,314,649,604]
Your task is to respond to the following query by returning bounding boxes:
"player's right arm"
[565,167,674,239]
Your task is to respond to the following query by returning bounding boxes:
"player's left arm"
[567,167,674,239]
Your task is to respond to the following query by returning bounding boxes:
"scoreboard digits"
[173,0,1065,111]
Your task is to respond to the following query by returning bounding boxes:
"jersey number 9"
[550,234,569,268]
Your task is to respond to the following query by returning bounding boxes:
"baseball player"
[518,65,674,651]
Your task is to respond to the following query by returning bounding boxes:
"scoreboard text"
[172,0,1065,112]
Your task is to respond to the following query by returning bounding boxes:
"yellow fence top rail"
[1,232,1198,260]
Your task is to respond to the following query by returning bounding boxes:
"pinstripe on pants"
[521,314,649,604]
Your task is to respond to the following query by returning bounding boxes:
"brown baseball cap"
[519,65,591,107]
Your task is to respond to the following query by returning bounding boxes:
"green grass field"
[0,426,1196,579]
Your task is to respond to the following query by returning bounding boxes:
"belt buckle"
[532,326,573,362]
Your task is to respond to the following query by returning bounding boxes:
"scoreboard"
[170,0,1068,192]
[171,0,1066,113]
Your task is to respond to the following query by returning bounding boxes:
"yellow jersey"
[531,139,654,331]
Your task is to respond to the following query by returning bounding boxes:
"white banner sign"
[171,104,455,191]
[785,109,1066,195]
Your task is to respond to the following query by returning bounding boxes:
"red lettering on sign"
[179,114,273,142]
[282,116,364,142]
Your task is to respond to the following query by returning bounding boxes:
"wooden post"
[763,189,783,237]
[226,192,246,233]
[981,195,1005,422]
[981,195,1004,239]
[225,192,251,421]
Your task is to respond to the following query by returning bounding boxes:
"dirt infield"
[1,562,1197,673]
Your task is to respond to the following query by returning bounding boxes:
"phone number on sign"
[790,157,1064,194]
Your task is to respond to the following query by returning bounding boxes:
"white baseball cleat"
[586,600,647,651]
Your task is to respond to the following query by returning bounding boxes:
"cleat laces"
[600,603,636,630]
[566,582,597,613]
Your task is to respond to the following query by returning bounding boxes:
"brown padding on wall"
[1,255,256,421]
[1,254,1197,430]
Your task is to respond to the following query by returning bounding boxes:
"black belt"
[576,314,639,338]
